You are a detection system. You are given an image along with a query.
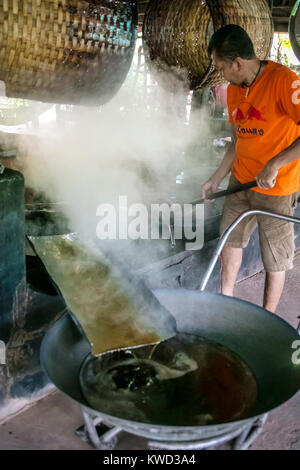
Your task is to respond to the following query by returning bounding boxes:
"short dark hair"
[208,24,256,61]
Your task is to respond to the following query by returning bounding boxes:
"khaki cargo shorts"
[220,174,299,272]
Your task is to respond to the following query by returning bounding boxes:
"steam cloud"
[18,71,211,254]
[12,53,215,351]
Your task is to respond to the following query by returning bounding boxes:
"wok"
[41,288,300,442]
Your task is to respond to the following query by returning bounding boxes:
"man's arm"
[256,134,300,189]
[202,125,237,200]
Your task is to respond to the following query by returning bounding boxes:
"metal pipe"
[233,413,268,450]
[232,425,252,449]
[148,419,257,450]
[82,409,122,450]
[169,224,176,248]
[200,210,300,292]
[82,409,103,449]
[101,424,123,443]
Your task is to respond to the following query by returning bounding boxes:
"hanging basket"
[142,0,274,91]
[0,1,138,106]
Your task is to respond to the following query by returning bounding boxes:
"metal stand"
[148,415,268,451]
[78,407,268,451]
[78,409,123,450]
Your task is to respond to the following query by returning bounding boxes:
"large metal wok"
[40,210,300,443]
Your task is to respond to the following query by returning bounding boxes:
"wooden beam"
[274,23,289,32]
[273,17,291,22]
[272,6,293,17]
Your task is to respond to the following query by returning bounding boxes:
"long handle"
[191,180,257,206]
[165,180,257,235]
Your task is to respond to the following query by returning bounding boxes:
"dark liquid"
[80,333,258,426]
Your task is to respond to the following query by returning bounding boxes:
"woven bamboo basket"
[142,0,274,91]
[0,1,138,105]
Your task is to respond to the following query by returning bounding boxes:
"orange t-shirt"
[227,60,300,195]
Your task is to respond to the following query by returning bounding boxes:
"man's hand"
[201,179,219,203]
[256,162,278,190]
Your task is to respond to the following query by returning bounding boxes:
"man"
[202,24,300,313]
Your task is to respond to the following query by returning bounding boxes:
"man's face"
[211,51,244,86]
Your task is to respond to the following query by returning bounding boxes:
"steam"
[16,60,215,352]
[18,80,210,252]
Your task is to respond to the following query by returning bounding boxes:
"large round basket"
[0,1,138,105]
[142,0,274,91]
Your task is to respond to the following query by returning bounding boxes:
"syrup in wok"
[80,333,258,426]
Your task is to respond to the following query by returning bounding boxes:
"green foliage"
[276,36,296,67]
[0,97,30,109]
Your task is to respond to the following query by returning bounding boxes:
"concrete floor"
[0,251,300,450]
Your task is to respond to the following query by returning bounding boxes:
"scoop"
[29,234,177,355]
